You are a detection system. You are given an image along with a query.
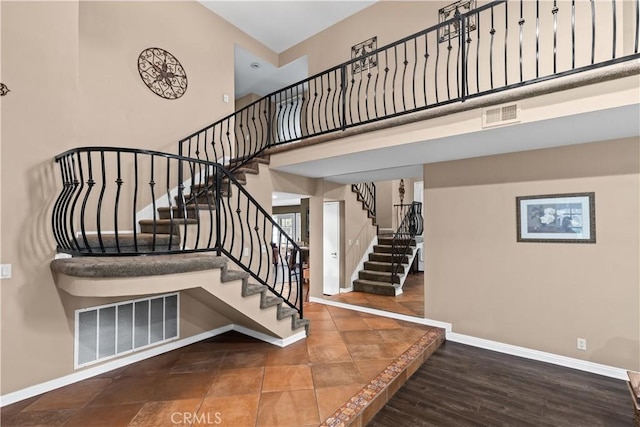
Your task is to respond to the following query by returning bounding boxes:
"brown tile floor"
[1,302,442,427]
[325,272,425,318]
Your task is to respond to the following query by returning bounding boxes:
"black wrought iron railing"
[179,0,640,171]
[351,182,376,221]
[53,147,303,317]
[391,202,423,279]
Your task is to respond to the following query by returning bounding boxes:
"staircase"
[51,253,309,339]
[52,147,308,343]
[353,235,417,296]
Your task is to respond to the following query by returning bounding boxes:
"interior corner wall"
[0,1,276,396]
[423,138,640,370]
[279,1,448,73]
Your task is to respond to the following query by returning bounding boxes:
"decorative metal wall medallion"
[0,83,10,96]
[137,48,187,100]
[351,36,378,74]
[438,0,477,43]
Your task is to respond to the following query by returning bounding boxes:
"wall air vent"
[482,103,521,128]
[75,293,179,368]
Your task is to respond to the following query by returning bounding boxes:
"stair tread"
[360,269,397,277]
[50,253,226,278]
[222,269,250,283]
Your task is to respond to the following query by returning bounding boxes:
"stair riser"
[139,224,184,235]
[353,281,397,296]
[363,262,406,274]
[369,253,409,264]
[358,271,400,284]
[157,208,198,220]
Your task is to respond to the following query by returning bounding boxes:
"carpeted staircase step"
[353,279,399,296]
[369,252,409,264]
[51,252,226,278]
[359,269,401,284]
[77,232,181,252]
[377,237,416,246]
[364,261,406,274]
[373,244,414,255]
[139,218,197,235]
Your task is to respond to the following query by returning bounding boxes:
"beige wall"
[0,1,277,395]
[424,138,640,370]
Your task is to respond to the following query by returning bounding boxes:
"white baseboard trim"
[309,297,452,333]
[232,325,306,348]
[0,323,304,407]
[339,286,354,293]
[309,298,628,381]
[446,332,628,380]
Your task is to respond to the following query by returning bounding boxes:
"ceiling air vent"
[482,103,521,128]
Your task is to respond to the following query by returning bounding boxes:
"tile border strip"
[320,328,445,427]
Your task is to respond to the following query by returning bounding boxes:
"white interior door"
[414,181,424,271]
[323,202,340,295]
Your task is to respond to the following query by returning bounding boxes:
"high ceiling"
[200,1,377,53]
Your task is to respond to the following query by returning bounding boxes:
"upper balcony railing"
[180,0,640,169]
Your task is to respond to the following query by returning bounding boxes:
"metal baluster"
[446,21,453,100]
[402,41,408,111]
[636,0,639,54]
[69,153,84,251]
[424,33,430,105]
[365,61,371,121]
[340,65,347,130]
[571,0,576,69]
[504,1,508,86]
[612,0,617,59]
[591,0,596,65]
[348,66,355,126]
[536,0,540,78]
[166,157,174,252]
[436,25,442,101]
[114,151,123,252]
[356,64,363,124]
[372,57,380,118]
[149,154,157,252]
[382,51,389,116]
[96,151,107,253]
[490,5,496,89]
[412,38,418,109]
[553,1,559,74]
[132,153,138,252]
[392,45,398,113]
[519,0,525,81]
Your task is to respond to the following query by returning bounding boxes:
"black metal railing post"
[215,164,222,256]
[460,13,467,102]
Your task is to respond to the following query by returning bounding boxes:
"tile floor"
[325,273,424,318]
[1,302,443,427]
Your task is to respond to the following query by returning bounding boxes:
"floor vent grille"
[75,293,179,368]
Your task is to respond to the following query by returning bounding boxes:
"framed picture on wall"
[516,192,596,243]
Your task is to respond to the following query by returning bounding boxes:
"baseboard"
[309,297,628,381]
[309,297,452,333]
[0,322,303,407]
[447,332,628,380]
[232,325,306,347]
[0,324,233,407]
[339,286,354,293]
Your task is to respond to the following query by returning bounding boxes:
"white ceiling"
[201,2,377,101]
[200,1,377,53]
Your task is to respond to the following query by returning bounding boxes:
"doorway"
[323,201,340,295]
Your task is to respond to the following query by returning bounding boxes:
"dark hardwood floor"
[368,341,635,427]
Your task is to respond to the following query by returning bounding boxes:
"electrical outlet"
[577,338,587,351]
[1,264,12,279]
[348,239,352,245]
[243,248,249,257]
[223,94,229,103]
[261,245,266,253]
